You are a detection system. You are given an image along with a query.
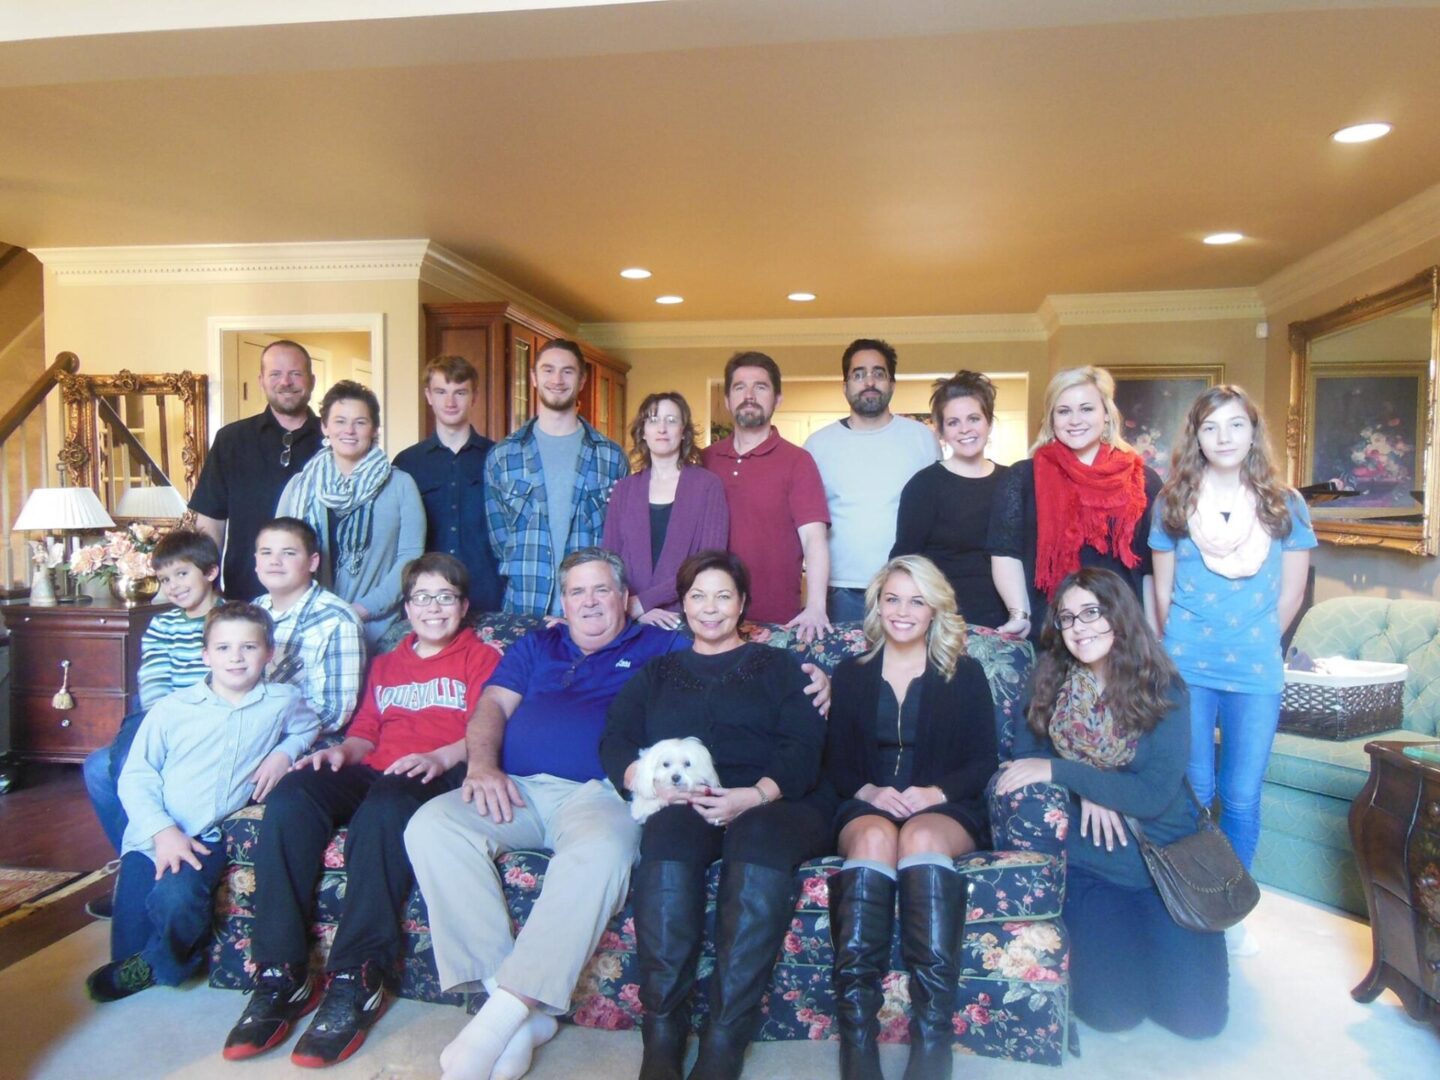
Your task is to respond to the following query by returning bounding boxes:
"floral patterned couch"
[209,615,1071,1065]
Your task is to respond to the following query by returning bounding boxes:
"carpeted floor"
[0,886,1434,1079]
[0,867,82,918]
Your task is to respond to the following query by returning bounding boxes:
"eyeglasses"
[407,591,462,608]
[644,414,683,428]
[1054,605,1107,631]
[280,431,295,468]
[847,367,891,385]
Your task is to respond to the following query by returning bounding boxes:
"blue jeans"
[112,844,227,984]
[1185,684,1282,870]
[1065,865,1227,1037]
[83,709,147,854]
[826,587,868,624]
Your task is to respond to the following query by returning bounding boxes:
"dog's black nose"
[670,773,683,784]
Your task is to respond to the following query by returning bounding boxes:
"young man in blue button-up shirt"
[394,356,505,612]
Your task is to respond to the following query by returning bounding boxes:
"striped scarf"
[289,445,391,576]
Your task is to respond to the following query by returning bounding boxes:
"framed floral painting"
[1110,365,1224,479]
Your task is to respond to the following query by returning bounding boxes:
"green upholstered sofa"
[1253,598,1440,914]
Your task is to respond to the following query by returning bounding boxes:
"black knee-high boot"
[635,860,709,1080]
[828,867,895,1080]
[687,862,797,1080]
[898,863,965,1080]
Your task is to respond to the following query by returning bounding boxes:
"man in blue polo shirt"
[404,548,828,1080]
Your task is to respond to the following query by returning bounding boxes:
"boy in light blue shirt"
[87,603,318,1002]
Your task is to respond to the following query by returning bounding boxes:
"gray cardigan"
[277,467,426,649]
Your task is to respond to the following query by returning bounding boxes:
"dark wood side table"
[1349,739,1440,1031]
[0,598,166,763]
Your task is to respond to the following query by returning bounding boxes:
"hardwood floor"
[0,761,115,972]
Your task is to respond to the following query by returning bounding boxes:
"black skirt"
[833,797,990,851]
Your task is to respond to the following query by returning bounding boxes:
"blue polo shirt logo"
[615,658,632,669]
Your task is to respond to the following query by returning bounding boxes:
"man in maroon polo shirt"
[701,351,832,641]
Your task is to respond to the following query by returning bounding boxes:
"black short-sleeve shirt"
[189,409,323,601]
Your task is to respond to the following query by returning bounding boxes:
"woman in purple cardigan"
[603,391,730,628]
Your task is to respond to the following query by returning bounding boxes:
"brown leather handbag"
[1123,782,1259,933]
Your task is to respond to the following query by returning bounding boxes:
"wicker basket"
[1278,659,1406,740]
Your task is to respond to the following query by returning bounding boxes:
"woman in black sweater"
[891,371,1009,628]
[600,550,830,1080]
[822,555,997,1080]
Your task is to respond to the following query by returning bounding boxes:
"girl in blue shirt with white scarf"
[1150,385,1316,951]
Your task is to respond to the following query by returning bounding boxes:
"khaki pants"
[403,774,638,1013]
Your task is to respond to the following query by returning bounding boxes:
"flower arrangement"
[70,522,162,582]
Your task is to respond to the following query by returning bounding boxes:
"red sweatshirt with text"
[346,632,501,771]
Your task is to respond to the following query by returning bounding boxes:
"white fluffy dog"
[629,737,721,822]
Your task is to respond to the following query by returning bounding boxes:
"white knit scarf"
[1186,473,1272,579]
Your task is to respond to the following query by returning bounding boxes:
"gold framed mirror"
[1288,267,1440,555]
[56,369,208,517]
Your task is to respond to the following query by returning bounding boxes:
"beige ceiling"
[2,1,1439,323]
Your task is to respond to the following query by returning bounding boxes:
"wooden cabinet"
[423,302,629,443]
[1,599,165,763]
[1349,740,1440,1031]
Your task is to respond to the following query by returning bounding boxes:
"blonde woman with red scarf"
[989,366,1161,641]
[1149,385,1315,956]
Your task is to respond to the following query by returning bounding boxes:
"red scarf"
[1031,441,1148,599]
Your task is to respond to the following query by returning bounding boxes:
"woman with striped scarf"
[278,380,425,648]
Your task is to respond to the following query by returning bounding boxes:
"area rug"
[2,888,1438,1080]
[0,867,82,917]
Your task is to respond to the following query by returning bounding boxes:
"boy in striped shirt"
[83,530,223,906]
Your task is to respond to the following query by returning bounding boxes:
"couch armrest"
[987,772,1069,861]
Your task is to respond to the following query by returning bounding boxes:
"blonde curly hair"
[858,555,968,680]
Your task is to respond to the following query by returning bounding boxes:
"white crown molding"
[1257,181,1440,313]
[578,313,1047,351]
[417,243,576,333]
[1037,288,1264,332]
[30,240,434,285]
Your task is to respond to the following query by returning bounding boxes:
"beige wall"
[616,338,1049,446]
[1262,237,1440,604]
[1047,318,1268,408]
[40,274,435,452]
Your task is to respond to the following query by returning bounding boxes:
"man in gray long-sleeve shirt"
[88,604,318,1004]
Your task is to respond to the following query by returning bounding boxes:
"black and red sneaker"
[222,963,318,1061]
[290,962,391,1068]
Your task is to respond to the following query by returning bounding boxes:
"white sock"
[1225,922,1260,957]
[440,988,531,1080]
[491,1011,560,1080]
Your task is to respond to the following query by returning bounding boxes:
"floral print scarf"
[1047,665,1137,769]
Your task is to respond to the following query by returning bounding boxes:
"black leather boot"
[687,862,797,1080]
[635,860,709,1080]
[898,863,966,1080]
[829,867,895,1080]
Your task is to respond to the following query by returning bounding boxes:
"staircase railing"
[1,352,80,595]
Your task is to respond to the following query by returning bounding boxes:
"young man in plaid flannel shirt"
[483,339,628,616]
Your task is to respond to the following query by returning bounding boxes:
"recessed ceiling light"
[655,295,684,305]
[1332,122,1392,144]
[1203,232,1244,245]
[787,292,817,302]
[620,267,652,280]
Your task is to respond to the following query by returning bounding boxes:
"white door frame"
[205,313,387,449]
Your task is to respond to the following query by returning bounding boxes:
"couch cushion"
[1290,598,1440,736]
[1265,728,1434,800]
